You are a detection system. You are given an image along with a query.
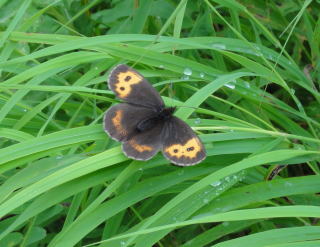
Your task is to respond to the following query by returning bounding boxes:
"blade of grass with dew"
[47,150,319,246]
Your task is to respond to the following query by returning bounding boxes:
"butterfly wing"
[162,116,206,166]
[122,122,163,161]
[104,103,156,142]
[108,64,164,110]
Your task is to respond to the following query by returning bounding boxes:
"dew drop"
[56,155,63,160]
[178,170,184,176]
[224,83,235,89]
[285,181,293,187]
[199,72,205,78]
[120,241,126,246]
[194,118,201,124]
[203,199,209,204]
[159,64,164,69]
[23,109,27,112]
[20,45,29,54]
[94,67,98,70]
[217,186,223,191]
[211,180,221,187]
[181,75,189,80]
[290,88,295,94]
[183,67,192,76]
[211,43,226,50]
[244,81,250,88]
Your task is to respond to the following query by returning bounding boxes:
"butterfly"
[103,64,206,166]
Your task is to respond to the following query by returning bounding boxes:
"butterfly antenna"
[175,105,200,110]
[170,80,174,107]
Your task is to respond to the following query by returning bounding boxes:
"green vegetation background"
[0,0,319,246]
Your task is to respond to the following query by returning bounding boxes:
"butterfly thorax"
[158,107,176,119]
[136,107,176,133]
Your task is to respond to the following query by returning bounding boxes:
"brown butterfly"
[103,64,206,166]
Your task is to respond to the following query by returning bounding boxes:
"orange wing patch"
[128,139,153,152]
[112,110,127,136]
[164,138,202,159]
[114,71,142,98]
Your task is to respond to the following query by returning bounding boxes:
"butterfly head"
[159,107,176,120]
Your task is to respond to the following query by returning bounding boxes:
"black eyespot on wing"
[124,75,131,81]
[187,147,195,151]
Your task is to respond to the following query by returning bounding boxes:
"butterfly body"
[104,64,206,166]
[136,107,176,132]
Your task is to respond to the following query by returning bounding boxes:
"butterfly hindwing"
[104,103,155,142]
[162,117,206,166]
[122,122,163,161]
[108,64,164,110]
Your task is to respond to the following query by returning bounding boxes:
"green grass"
[0,0,319,246]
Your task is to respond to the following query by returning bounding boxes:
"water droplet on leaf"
[183,68,192,76]
[224,83,235,89]
[194,118,201,124]
[211,180,221,187]
[211,43,226,50]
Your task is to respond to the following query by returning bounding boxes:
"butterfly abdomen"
[136,117,159,132]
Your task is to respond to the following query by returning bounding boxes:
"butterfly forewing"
[108,64,164,110]
[162,117,206,166]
